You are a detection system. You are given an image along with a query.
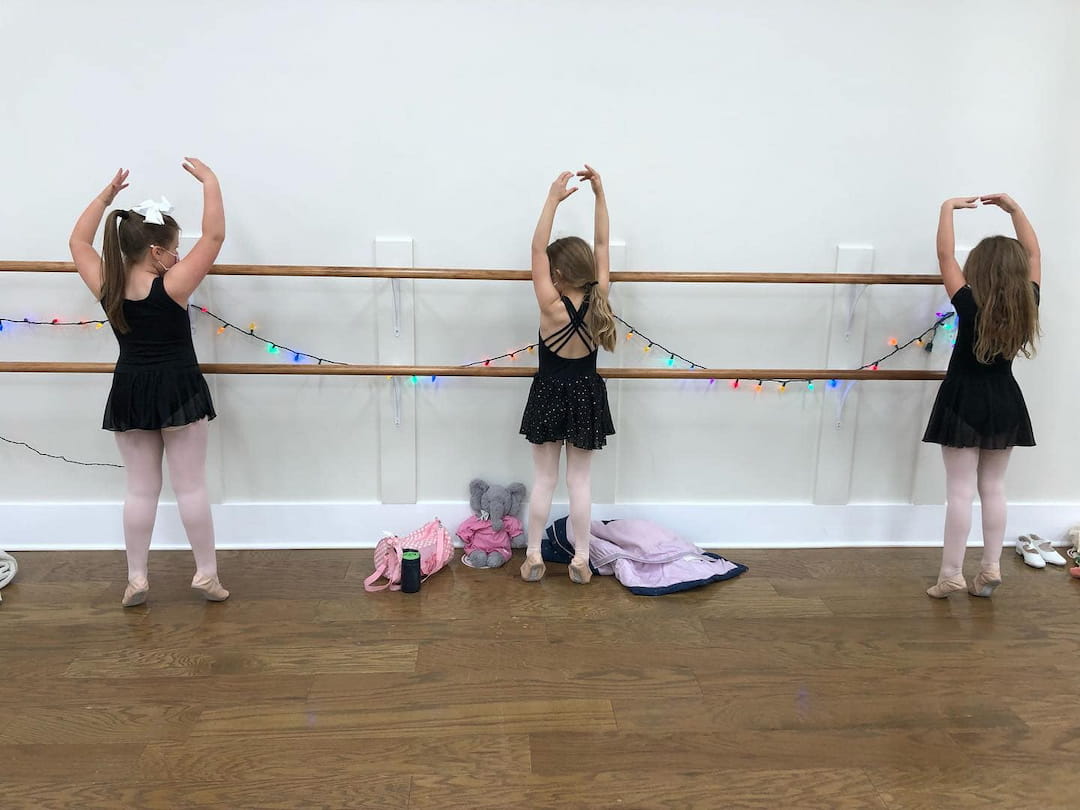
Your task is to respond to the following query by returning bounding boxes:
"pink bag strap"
[363,566,392,592]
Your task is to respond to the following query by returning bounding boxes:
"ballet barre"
[0,261,941,285]
[0,363,945,380]
[2,260,947,380]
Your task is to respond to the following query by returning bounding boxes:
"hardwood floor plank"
[869,766,1078,810]
[0,673,314,709]
[0,743,148,781]
[407,769,887,810]
[141,734,530,782]
[62,642,416,678]
[0,775,410,810]
[187,698,617,740]
[0,703,203,745]
[528,728,973,773]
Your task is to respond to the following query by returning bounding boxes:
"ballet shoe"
[568,558,593,584]
[519,553,546,582]
[191,574,230,602]
[122,579,149,607]
[926,574,967,599]
[968,568,1002,598]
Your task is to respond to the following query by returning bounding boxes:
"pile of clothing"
[542,517,746,596]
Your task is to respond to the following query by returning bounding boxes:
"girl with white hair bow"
[68,158,228,607]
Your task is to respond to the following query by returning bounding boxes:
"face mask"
[151,246,179,274]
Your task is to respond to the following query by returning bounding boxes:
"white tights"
[938,446,1012,579]
[525,441,594,565]
[113,419,217,585]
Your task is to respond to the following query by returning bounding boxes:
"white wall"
[2,0,1078,548]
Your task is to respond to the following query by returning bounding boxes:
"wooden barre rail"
[0,362,945,380]
[0,261,942,285]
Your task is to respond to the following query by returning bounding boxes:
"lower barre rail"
[0,362,945,380]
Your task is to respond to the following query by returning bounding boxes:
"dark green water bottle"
[401,549,421,593]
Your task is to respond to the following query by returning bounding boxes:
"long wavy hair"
[546,236,616,352]
[963,235,1039,364]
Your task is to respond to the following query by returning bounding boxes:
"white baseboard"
[3,502,1079,551]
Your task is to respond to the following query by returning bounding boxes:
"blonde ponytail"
[586,284,617,352]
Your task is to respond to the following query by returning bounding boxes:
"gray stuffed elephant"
[456,479,527,568]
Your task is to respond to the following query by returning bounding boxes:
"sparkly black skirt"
[520,373,615,451]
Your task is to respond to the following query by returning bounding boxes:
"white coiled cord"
[0,551,16,602]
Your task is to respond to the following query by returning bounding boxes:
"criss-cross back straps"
[541,296,595,355]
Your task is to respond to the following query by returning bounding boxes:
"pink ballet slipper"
[191,574,230,602]
[122,579,149,607]
[568,558,593,584]
[520,552,546,582]
[926,575,966,599]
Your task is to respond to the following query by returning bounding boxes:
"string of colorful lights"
[1,303,956,465]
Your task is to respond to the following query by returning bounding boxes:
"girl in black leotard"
[519,166,616,584]
[69,160,229,607]
[923,193,1041,600]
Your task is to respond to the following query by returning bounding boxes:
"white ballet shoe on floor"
[1015,536,1046,569]
[1030,534,1067,566]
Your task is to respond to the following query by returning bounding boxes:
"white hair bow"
[130,196,173,225]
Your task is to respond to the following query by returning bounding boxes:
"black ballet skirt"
[102,275,216,432]
[520,295,615,451]
[922,284,1037,449]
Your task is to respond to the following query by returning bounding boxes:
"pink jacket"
[456,515,523,560]
[546,517,747,596]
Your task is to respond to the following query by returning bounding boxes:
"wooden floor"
[0,548,1077,809]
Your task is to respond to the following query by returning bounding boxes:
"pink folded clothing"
[455,515,523,562]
